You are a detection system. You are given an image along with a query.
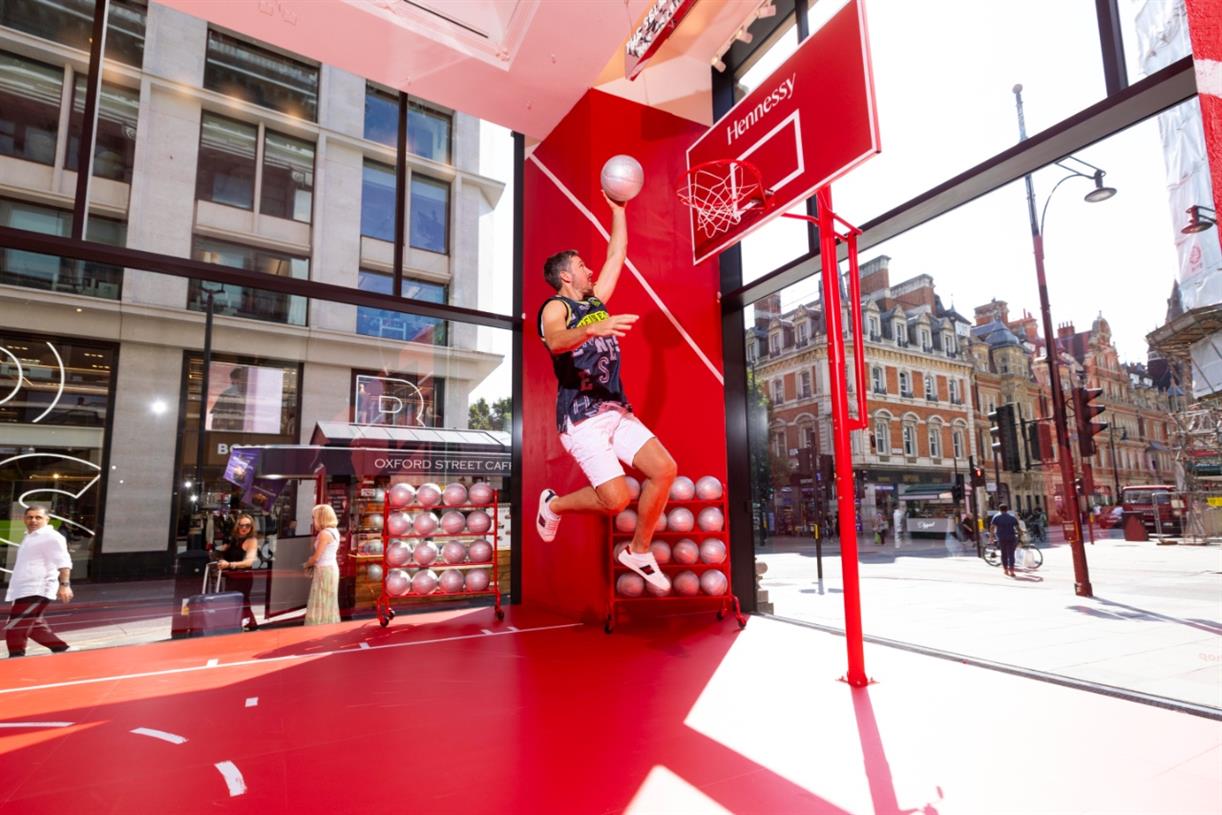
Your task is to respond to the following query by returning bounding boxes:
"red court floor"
[1,608,1219,814]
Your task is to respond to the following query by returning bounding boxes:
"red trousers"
[5,596,68,656]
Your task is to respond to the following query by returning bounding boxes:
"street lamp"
[1013,83,1117,597]
[191,281,224,549]
[1181,205,1217,234]
[1108,423,1128,499]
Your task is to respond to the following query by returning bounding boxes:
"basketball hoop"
[677,159,770,239]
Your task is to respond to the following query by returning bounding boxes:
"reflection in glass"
[0,0,146,66]
[352,371,444,427]
[196,113,257,210]
[67,78,139,182]
[364,85,397,147]
[356,270,447,344]
[0,51,62,166]
[203,30,318,121]
[260,130,314,222]
[410,175,449,253]
[409,101,450,163]
[0,198,125,298]
[190,237,308,325]
[361,160,395,241]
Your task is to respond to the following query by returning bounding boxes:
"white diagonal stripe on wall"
[1197,58,1222,99]
[528,154,725,387]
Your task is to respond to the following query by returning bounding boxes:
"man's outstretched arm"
[541,299,638,355]
[593,192,627,303]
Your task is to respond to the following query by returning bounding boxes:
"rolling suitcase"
[185,563,244,637]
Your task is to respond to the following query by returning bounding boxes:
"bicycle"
[983,534,1043,570]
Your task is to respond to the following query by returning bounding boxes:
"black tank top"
[536,295,630,432]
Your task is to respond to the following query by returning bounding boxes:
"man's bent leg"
[630,439,677,554]
[550,478,630,516]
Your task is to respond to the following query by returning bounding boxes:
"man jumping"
[535,192,676,590]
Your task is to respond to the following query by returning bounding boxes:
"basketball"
[386,540,411,567]
[388,482,415,508]
[439,568,466,593]
[468,482,494,506]
[601,154,644,203]
[667,507,695,532]
[468,540,493,563]
[697,506,724,532]
[466,568,491,592]
[673,570,700,596]
[616,573,645,597]
[699,538,726,564]
[650,540,672,564]
[624,476,641,500]
[615,508,637,533]
[412,541,438,566]
[442,482,468,507]
[695,476,723,500]
[411,569,438,595]
[440,510,467,535]
[441,540,467,564]
[366,564,383,582]
[387,511,411,536]
[416,482,442,507]
[700,569,728,595]
[386,568,411,596]
[672,538,699,564]
[413,511,439,536]
[466,510,492,534]
[670,476,696,501]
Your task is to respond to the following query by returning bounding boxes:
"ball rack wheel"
[604,614,614,634]
[736,614,747,628]
[494,607,505,621]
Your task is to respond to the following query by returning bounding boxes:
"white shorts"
[559,407,656,488]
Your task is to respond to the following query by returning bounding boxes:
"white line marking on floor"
[506,625,520,632]
[215,761,247,797]
[244,697,258,708]
[528,154,725,386]
[206,659,219,667]
[131,727,187,745]
[480,629,494,635]
[0,622,586,696]
[359,642,371,649]
[0,721,73,728]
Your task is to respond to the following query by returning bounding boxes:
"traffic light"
[952,473,965,503]
[1027,419,1054,463]
[1073,387,1108,457]
[988,403,1022,473]
[970,464,986,487]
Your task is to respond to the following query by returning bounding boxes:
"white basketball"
[466,510,492,535]
[388,482,415,508]
[673,570,701,596]
[411,569,438,595]
[615,509,638,533]
[466,568,491,592]
[468,540,493,563]
[700,569,728,595]
[442,482,468,507]
[616,572,645,597]
[440,510,467,535]
[386,568,411,596]
[368,514,384,531]
[667,507,695,533]
[600,154,644,202]
[366,564,383,582]
[650,540,672,564]
[697,506,724,532]
[441,540,467,564]
[695,476,723,500]
[412,541,438,566]
[413,511,439,536]
[387,511,412,536]
[672,538,699,564]
[416,482,442,507]
[624,476,641,500]
[468,482,495,506]
[699,538,726,564]
[365,540,384,557]
[439,568,466,593]
[654,512,667,533]
[386,540,411,567]
[670,476,696,501]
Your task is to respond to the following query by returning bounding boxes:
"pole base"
[839,674,877,688]
[1074,581,1094,598]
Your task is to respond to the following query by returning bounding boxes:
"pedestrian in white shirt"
[5,505,73,657]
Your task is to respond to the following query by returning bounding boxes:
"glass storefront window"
[0,0,146,67]
[0,50,62,166]
[351,370,445,427]
[196,113,257,210]
[0,330,116,583]
[260,130,314,223]
[355,270,447,344]
[0,198,125,298]
[67,78,139,182]
[203,29,318,121]
[409,101,450,164]
[410,175,449,253]
[190,237,308,325]
[364,85,397,147]
[361,160,395,241]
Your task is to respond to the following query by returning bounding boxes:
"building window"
[796,321,808,346]
[196,113,257,210]
[944,332,956,355]
[800,371,812,398]
[868,316,880,339]
[363,87,452,163]
[361,160,396,241]
[769,334,780,355]
[924,374,936,401]
[1,0,146,66]
[410,175,449,253]
[408,101,451,163]
[952,429,964,459]
[928,426,941,458]
[948,378,958,403]
[260,130,314,222]
[772,429,786,458]
[894,321,906,345]
[902,425,916,457]
[872,365,885,393]
[899,371,911,396]
[919,328,931,349]
[874,420,891,456]
[801,425,816,449]
[771,379,784,404]
[0,51,62,165]
[355,270,448,345]
[204,30,319,120]
[353,370,445,427]
[0,198,124,298]
[190,237,308,325]
[67,78,139,182]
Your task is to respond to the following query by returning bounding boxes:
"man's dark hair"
[543,250,578,291]
[999,504,1009,512]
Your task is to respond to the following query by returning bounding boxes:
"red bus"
[1120,485,1184,535]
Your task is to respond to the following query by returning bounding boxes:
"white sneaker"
[536,489,560,542]
[618,547,671,591]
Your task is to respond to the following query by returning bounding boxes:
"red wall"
[1186,0,1221,214]
[521,90,726,622]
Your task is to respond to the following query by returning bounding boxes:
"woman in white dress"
[304,503,341,626]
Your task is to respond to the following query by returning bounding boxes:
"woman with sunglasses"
[303,504,340,626]
[215,513,260,631]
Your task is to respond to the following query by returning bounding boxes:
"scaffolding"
[1169,405,1222,543]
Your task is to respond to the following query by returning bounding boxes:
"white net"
[678,161,764,238]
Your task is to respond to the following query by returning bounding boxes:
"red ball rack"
[373,490,503,628]
[605,483,745,633]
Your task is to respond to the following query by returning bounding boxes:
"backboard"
[683,0,880,264]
